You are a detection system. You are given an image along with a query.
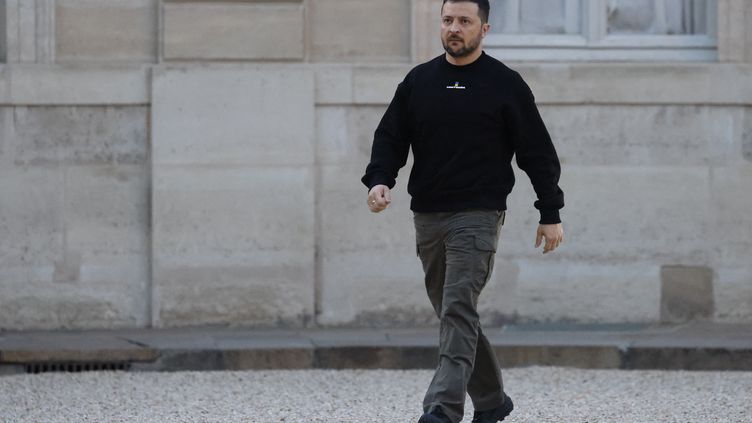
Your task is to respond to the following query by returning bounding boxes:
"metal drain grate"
[25,362,131,374]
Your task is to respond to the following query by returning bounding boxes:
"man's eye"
[462,19,470,24]
[443,18,452,24]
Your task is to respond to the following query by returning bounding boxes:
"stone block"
[0,164,149,329]
[56,0,157,63]
[352,66,412,104]
[8,65,150,105]
[151,65,315,327]
[743,108,752,162]
[316,105,385,165]
[152,66,314,166]
[492,260,660,324]
[63,165,149,325]
[504,165,711,263]
[222,349,313,370]
[310,0,411,62]
[515,63,752,106]
[0,291,142,330]
[717,0,749,63]
[153,166,315,327]
[660,266,714,323]
[714,266,752,321]
[0,108,9,165]
[498,346,622,369]
[0,68,8,104]
[314,346,437,369]
[411,0,444,63]
[316,107,349,164]
[0,166,64,274]
[138,349,314,371]
[542,105,744,167]
[11,106,148,165]
[0,104,149,330]
[163,2,304,60]
[748,7,752,63]
[0,4,5,62]
[710,165,752,266]
[0,341,157,363]
[316,163,430,326]
[144,350,224,372]
[623,347,752,371]
[314,65,353,105]
[64,166,149,261]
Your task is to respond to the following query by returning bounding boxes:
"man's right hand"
[367,185,392,213]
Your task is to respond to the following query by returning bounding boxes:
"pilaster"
[411,0,442,63]
[5,0,55,64]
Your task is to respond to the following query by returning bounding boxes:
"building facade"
[0,0,750,330]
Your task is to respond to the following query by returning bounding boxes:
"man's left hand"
[535,223,564,254]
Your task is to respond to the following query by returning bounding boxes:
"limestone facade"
[0,0,750,329]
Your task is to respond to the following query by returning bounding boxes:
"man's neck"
[445,48,483,66]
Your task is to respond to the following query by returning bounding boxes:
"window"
[486,0,717,61]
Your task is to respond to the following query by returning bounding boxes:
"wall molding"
[0,62,750,106]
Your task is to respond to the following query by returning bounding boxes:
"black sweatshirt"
[361,51,564,224]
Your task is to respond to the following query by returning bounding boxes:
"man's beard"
[442,33,482,58]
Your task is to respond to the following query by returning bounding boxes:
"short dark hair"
[442,0,490,24]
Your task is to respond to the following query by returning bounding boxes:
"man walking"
[361,1,564,422]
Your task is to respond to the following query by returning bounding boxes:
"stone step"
[1,322,750,375]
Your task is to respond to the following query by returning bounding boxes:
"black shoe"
[418,408,452,423]
[471,395,514,423]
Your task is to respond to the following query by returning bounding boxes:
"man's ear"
[482,23,490,37]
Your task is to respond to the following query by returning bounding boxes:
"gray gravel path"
[1,367,750,422]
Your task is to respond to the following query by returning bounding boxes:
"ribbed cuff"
[364,173,393,190]
[539,209,561,225]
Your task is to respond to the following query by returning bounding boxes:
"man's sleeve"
[361,77,412,190]
[508,74,565,224]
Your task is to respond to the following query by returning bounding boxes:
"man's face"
[441,2,489,58]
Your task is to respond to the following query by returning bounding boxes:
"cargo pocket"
[473,234,497,290]
[474,235,496,253]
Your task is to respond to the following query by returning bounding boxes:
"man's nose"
[449,22,461,33]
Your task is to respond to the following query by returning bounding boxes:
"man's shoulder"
[405,55,445,78]
[481,52,524,81]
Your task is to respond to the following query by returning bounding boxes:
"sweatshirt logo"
[446,81,466,90]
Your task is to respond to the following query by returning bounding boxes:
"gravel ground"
[1,367,751,423]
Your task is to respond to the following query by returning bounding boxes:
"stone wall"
[0,0,750,329]
[0,105,150,328]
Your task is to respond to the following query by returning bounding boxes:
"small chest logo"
[446,81,466,90]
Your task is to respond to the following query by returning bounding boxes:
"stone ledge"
[4,345,750,372]
[1,348,158,364]
[2,324,751,373]
[0,63,749,106]
[130,348,314,372]
[622,347,752,370]
[0,65,151,105]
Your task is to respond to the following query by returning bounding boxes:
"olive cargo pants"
[414,209,506,423]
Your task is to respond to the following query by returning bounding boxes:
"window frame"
[484,0,718,61]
